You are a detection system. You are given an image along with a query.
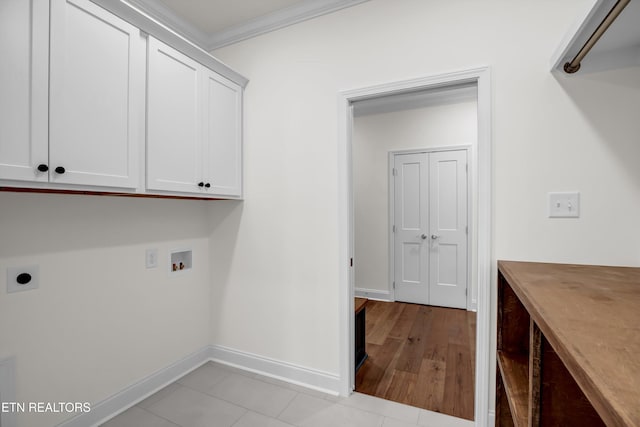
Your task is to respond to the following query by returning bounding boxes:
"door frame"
[337,66,492,427]
[389,146,472,309]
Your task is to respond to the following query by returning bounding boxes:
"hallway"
[356,301,476,420]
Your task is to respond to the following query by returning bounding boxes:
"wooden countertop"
[498,261,640,427]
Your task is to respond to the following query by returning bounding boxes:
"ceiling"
[126,0,369,51]
[156,0,301,34]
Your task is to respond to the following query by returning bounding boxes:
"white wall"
[3,1,639,425]
[353,100,477,298]
[210,0,640,417]
[0,193,211,427]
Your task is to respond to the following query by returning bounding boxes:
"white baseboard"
[210,344,340,396]
[57,344,341,427]
[57,347,211,427]
[354,288,392,301]
[487,410,495,427]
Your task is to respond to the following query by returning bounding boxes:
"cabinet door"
[202,71,243,197]
[0,0,49,182]
[49,0,142,188]
[147,37,203,194]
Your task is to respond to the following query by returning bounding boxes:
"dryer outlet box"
[7,265,39,293]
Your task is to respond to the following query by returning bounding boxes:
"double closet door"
[393,149,468,309]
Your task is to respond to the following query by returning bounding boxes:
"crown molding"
[124,0,369,51]
[125,0,211,47]
[93,0,248,87]
[206,0,370,50]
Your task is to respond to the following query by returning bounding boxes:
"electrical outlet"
[146,249,158,269]
[7,266,39,293]
[549,192,580,218]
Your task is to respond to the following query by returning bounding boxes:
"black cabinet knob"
[16,273,32,285]
[204,183,211,188]
[55,166,66,174]
[37,164,49,172]
[198,182,204,187]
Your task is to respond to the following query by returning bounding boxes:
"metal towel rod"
[564,0,631,73]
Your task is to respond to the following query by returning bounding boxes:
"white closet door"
[0,0,49,182]
[202,70,242,197]
[428,150,468,309]
[147,37,203,194]
[49,0,141,188]
[392,149,468,309]
[393,153,430,305]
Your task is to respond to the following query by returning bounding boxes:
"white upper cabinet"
[202,71,242,197]
[49,0,142,188]
[0,0,49,182]
[147,37,203,194]
[0,0,244,198]
[147,37,243,198]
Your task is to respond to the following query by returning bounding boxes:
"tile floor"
[101,362,474,427]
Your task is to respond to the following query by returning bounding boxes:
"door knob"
[431,234,440,239]
[37,164,49,172]
[421,234,427,240]
[54,166,65,174]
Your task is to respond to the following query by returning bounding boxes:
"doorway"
[338,67,492,427]
[352,93,475,419]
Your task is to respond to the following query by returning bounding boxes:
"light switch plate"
[549,192,580,218]
[146,249,158,269]
[7,265,39,293]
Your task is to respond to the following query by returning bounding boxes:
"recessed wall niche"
[169,249,192,275]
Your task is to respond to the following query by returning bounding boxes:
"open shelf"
[495,261,640,427]
[496,351,528,427]
[496,268,531,427]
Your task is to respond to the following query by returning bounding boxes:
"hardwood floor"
[355,300,476,420]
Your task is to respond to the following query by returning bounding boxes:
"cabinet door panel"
[49,0,141,188]
[147,37,202,194]
[203,71,242,197]
[0,0,48,182]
